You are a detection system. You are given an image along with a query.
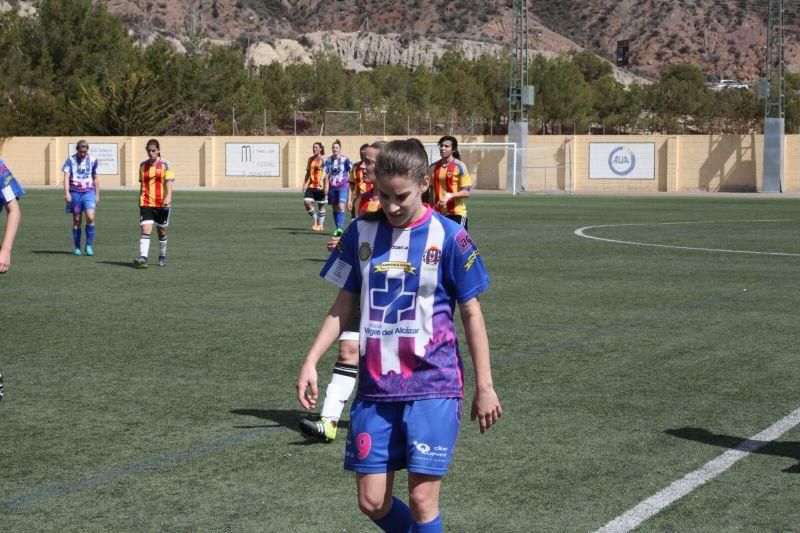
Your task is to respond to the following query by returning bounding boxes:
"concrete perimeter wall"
[2,134,798,193]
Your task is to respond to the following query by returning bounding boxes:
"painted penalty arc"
[574,219,800,257]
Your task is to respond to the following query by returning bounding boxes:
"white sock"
[320,365,357,422]
[318,210,326,228]
[139,236,150,258]
[159,237,167,257]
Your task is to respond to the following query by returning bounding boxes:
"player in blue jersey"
[62,140,100,256]
[322,139,353,237]
[0,158,24,273]
[296,139,502,532]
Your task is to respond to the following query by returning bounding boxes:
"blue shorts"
[344,397,462,476]
[327,187,347,206]
[66,190,96,215]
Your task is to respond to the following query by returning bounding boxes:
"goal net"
[323,110,362,136]
[423,142,518,194]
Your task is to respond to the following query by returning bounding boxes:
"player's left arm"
[459,296,502,434]
[164,179,174,208]
[92,159,100,203]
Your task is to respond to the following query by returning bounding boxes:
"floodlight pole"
[762,0,785,192]
[508,0,531,193]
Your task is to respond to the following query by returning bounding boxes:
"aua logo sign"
[608,146,637,176]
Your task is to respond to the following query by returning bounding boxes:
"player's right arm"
[296,289,358,409]
[303,158,311,191]
[63,170,71,203]
[0,197,21,273]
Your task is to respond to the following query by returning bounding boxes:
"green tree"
[571,49,613,83]
[70,72,172,135]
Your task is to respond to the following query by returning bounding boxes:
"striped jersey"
[321,206,489,402]
[0,160,24,211]
[323,155,353,189]
[62,154,99,192]
[349,162,372,195]
[353,189,381,217]
[430,158,471,216]
[306,155,324,189]
[139,158,175,207]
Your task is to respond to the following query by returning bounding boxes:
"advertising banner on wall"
[225,143,280,177]
[64,143,119,175]
[589,143,655,179]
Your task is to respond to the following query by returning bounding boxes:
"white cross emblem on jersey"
[370,276,416,324]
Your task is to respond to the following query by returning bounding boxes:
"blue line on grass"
[1,425,280,511]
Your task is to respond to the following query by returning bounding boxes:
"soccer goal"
[322,110,362,136]
[423,142,520,194]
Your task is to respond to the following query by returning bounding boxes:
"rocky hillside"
[3,0,798,82]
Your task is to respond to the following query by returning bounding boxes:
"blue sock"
[412,514,442,533]
[334,211,345,230]
[72,227,81,248]
[85,224,95,246]
[372,496,412,533]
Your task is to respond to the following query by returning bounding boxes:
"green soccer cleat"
[133,256,149,269]
[299,416,337,442]
[73,247,82,256]
[333,228,344,237]
[85,245,94,256]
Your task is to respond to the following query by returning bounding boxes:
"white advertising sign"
[225,143,280,177]
[589,143,655,180]
[64,143,118,175]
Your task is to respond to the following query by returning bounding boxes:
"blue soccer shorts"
[66,190,96,214]
[327,187,347,206]
[344,397,462,476]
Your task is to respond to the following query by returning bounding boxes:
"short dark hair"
[375,138,429,185]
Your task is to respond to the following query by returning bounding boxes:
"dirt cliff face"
[7,0,794,81]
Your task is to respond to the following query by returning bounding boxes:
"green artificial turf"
[2,190,800,531]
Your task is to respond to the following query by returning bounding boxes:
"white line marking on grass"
[575,220,800,257]
[596,407,800,533]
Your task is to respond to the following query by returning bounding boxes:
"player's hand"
[0,249,10,273]
[95,193,100,204]
[471,386,502,434]
[326,236,340,252]
[65,192,72,203]
[346,200,353,211]
[163,198,171,208]
[295,362,319,410]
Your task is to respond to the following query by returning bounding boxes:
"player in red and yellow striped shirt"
[347,144,371,217]
[430,135,472,229]
[134,139,175,268]
[303,142,326,231]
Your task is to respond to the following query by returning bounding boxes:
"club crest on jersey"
[359,242,372,261]
[423,246,441,266]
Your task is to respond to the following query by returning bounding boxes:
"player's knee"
[357,492,391,519]
[338,341,359,365]
[407,481,440,520]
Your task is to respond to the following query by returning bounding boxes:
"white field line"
[596,407,800,532]
[575,220,800,257]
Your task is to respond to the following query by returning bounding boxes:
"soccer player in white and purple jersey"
[322,139,353,237]
[296,139,502,532]
[62,140,100,256]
